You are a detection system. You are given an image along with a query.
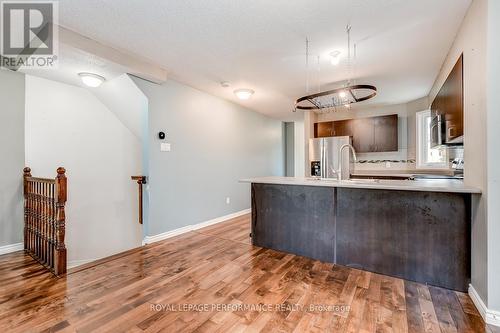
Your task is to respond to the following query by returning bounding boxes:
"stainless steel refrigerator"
[309,136,352,179]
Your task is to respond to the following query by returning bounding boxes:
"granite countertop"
[240,176,481,194]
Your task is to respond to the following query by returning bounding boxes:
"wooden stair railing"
[23,167,67,276]
[131,176,146,225]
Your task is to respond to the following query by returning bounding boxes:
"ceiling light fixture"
[233,88,254,100]
[295,25,377,112]
[78,72,105,88]
[330,50,341,66]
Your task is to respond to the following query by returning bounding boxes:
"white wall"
[406,96,430,160]
[132,78,284,237]
[92,74,148,140]
[429,0,490,309]
[92,74,150,233]
[25,75,143,265]
[0,70,25,248]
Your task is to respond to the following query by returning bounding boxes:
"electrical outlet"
[226,197,230,205]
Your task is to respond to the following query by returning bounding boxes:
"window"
[416,110,448,169]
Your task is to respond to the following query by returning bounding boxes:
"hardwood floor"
[0,214,497,333]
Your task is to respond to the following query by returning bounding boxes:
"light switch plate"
[160,143,171,152]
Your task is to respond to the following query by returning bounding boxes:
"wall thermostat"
[158,131,166,140]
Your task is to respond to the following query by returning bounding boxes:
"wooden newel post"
[23,167,32,250]
[131,176,147,225]
[55,167,67,275]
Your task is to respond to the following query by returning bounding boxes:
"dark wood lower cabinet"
[251,183,472,292]
[335,188,470,292]
[251,184,335,263]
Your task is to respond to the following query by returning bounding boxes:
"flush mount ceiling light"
[329,50,341,66]
[233,88,254,100]
[295,25,377,113]
[78,72,105,88]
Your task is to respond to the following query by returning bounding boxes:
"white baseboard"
[143,208,251,245]
[191,208,251,231]
[469,284,500,327]
[0,242,23,255]
[143,225,193,245]
[1,244,100,269]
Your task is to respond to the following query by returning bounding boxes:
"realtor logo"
[1,1,58,69]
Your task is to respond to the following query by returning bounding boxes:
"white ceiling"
[53,0,470,120]
[21,45,126,89]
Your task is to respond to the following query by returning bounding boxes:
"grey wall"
[487,0,500,312]
[132,78,284,236]
[429,0,489,306]
[0,70,25,247]
[284,122,295,176]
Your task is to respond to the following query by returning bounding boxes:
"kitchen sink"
[346,178,416,184]
[306,177,338,182]
[349,175,413,181]
[346,179,381,183]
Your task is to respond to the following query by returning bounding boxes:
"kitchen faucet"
[337,144,357,180]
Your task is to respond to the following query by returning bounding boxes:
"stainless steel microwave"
[431,114,463,147]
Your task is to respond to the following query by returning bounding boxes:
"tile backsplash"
[353,160,416,172]
[352,146,464,174]
[353,146,415,171]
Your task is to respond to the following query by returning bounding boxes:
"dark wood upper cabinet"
[351,117,375,153]
[314,114,398,153]
[314,121,333,138]
[332,119,352,137]
[373,114,398,152]
[431,54,463,143]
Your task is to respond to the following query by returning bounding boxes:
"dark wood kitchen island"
[241,177,481,292]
